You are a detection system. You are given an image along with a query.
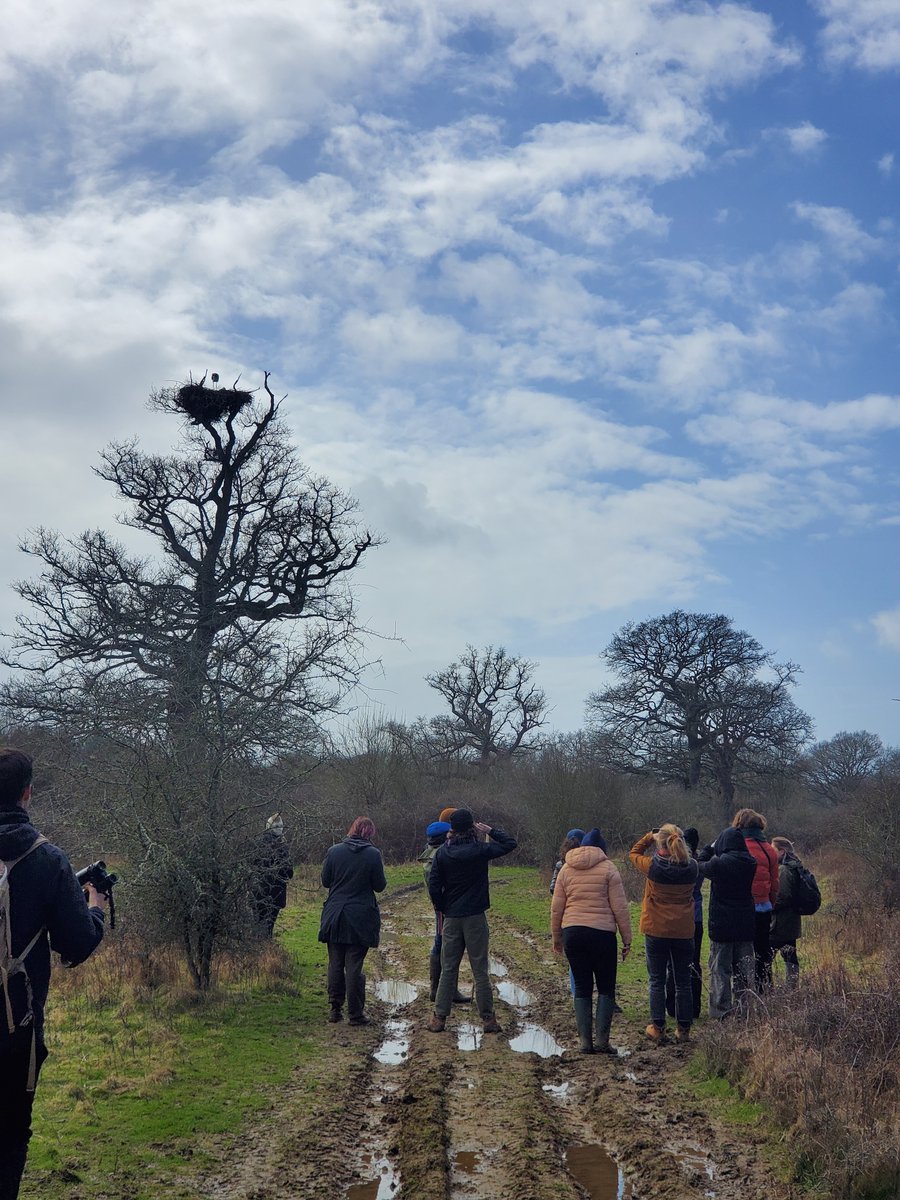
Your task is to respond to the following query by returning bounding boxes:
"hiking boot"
[348,1014,370,1026]
[482,1014,502,1034]
[674,1024,691,1044]
[328,1005,343,1023]
[427,1013,447,1033]
[645,1022,665,1044]
[573,996,594,1054]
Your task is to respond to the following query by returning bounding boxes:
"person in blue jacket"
[0,748,106,1200]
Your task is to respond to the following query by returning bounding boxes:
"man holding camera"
[0,748,106,1200]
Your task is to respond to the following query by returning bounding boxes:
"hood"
[715,828,751,856]
[564,845,607,870]
[742,825,768,842]
[343,836,373,854]
[0,807,40,862]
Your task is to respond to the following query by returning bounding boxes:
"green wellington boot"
[594,994,617,1054]
[573,996,594,1054]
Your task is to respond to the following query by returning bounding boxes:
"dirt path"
[193,883,791,1200]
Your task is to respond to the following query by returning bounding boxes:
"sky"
[1,0,899,746]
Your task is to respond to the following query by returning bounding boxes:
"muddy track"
[193,885,791,1200]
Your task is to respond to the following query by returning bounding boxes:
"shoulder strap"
[1,836,49,1038]
[1,835,48,874]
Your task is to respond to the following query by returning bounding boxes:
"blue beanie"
[581,828,608,852]
[566,828,586,842]
[426,820,451,838]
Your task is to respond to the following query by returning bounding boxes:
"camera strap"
[1,836,48,1089]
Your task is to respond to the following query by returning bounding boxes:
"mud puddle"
[496,979,534,1007]
[373,979,418,1006]
[508,1023,565,1057]
[566,1144,629,1199]
[346,1156,399,1199]
[488,956,508,977]
[542,1081,571,1099]
[373,1018,410,1064]
[456,1022,484,1051]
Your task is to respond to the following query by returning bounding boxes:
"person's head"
[771,835,794,861]
[732,808,767,832]
[426,820,451,841]
[581,828,608,852]
[0,748,33,811]
[682,826,700,856]
[266,813,284,836]
[449,808,474,834]
[653,823,690,864]
[438,806,457,824]
[347,816,376,841]
[559,829,584,858]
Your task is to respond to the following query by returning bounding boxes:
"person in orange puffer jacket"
[731,808,779,993]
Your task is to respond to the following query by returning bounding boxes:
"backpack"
[0,835,48,1089]
[792,860,821,916]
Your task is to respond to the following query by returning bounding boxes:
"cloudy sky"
[1,0,899,744]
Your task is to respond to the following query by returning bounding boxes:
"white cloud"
[878,151,895,175]
[782,122,828,155]
[791,202,883,261]
[872,605,900,651]
[815,0,900,71]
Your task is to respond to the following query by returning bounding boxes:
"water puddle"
[508,1023,565,1058]
[347,1157,399,1199]
[373,1019,410,1065]
[673,1147,716,1182]
[488,956,508,977]
[496,980,534,1007]
[542,1081,571,1099]
[373,980,418,1006]
[456,1022,483,1051]
[624,1071,638,1083]
[453,1150,480,1174]
[565,1144,629,1199]
[616,1046,632,1058]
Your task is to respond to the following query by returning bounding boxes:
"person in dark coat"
[251,813,294,937]
[426,808,517,1034]
[770,836,803,988]
[698,827,756,1018]
[318,817,386,1026]
[0,748,106,1200]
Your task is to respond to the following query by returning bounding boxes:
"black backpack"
[792,861,821,916]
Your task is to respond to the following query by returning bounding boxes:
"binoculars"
[76,860,119,927]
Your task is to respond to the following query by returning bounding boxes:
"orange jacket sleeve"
[629,831,655,877]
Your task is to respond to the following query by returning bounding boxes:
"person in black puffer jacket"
[698,827,756,1018]
[319,817,386,1026]
[0,748,106,1200]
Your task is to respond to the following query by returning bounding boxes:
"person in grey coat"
[318,817,386,1026]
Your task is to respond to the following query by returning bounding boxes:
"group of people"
[549,810,816,1052]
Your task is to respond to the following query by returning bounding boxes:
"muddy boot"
[645,1022,665,1044]
[348,972,368,1025]
[674,1024,691,1044]
[594,994,617,1054]
[573,997,594,1054]
[427,1012,446,1032]
[482,1014,501,1034]
[429,954,441,1003]
[452,986,471,1004]
[328,1003,343,1023]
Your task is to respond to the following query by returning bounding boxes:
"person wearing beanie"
[417,820,469,1005]
[426,809,517,1034]
[697,828,756,1018]
[251,813,294,937]
[769,836,816,989]
[549,829,585,896]
[438,807,457,824]
[665,826,704,1021]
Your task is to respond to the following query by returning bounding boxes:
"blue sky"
[1,0,899,745]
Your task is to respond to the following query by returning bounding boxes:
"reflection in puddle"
[542,1081,571,1099]
[346,1157,399,1199]
[496,980,534,1007]
[565,1144,628,1199]
[616,1046,631,1058]
[454,1150,480,1174]
[488,957,508,977]
[508,1023,565,1058]
[456,1022,484,1051]
[624,1071,638,1083]
[373,980,418,1006]
[673,1148,716,1181]
[374,1019,410,1065]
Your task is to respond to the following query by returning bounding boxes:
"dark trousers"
[436,913,493,1019]
[753,911,774,993]
[0,1041,48,1200]
[562,926,617,1001]
[645,935,694,1028]
[666,921,703,1019]
[431,909,443,957]
[326,942,369,1018]
[771,939,799,988]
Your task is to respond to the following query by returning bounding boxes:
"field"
[26,864,793,1200]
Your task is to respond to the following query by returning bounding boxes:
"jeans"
[708,940,754,1018]
[326,942,369,1018]
[436,913,493,1019]
[645,935,694,1028]
[562,927,617,1001]
[666,920,703,1019]
[0,1039,48,1200]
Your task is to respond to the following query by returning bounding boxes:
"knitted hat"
[566,828,585,842]
[426,820,451,838]
[449,808,474,831]
[438,807,457,823]
[581,828,608,852]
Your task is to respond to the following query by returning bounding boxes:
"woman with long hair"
[318,817,386,1026]
[629,824,699,1044]
[731,808,779,993]
[551,828,631,1053]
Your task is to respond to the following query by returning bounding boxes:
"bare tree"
[587,611,812,819]
[800,730,885,805]
[3,374,377,986]
[425,645,548,766]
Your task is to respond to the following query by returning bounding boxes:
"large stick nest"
[176,382,254,424]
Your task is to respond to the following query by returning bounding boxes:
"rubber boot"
[573,997,594,1054]
[594,994,617,1054]
[348,972,369,1025]
[429,954,441,1002]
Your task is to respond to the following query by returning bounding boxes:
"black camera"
[76,860,119,927]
